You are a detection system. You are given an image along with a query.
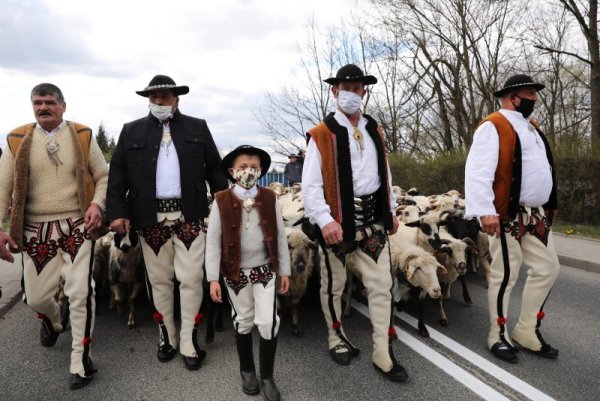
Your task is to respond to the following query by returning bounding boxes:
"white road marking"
[353,301,511,401]
[394,311,556,401]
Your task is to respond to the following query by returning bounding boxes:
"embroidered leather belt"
[354,193,380,228]
[157,198,183,213]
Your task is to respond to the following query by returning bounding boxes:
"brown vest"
[307,114,393,240]
[6,121,96,251]
[478,112,557,219]
[215,187,280,280]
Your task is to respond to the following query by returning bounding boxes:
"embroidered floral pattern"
[225,271,249,295]
[139,222,172,256]
[358,229,386,263]
[249,264,274,287]
[172,219,205,251]
[503,207,550,246]
[25,237,59,274]
[58,225,85,262]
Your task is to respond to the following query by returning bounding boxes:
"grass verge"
[553,222,600,239]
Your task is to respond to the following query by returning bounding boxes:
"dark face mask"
[514,96,536,118]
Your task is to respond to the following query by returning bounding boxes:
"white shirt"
[156,122,182,199]
[36,121,66,136]
[302,110,397,228]
[465,109,553,219]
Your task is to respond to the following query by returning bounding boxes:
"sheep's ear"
[308,241,318,250]
[440,239,451,245]
[437,264,448,275]
[418,211,426,216]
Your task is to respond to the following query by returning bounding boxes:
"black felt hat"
[324,64,377,86]
[136,75,190,97]
[494,74,545,97]
[221,145,271,182]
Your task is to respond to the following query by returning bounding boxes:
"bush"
[389,149,600,225]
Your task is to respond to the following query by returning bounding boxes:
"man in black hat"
[465,74,560,363]
[302,64,406,382]
[283,153,302,186]
[106,74,228,370]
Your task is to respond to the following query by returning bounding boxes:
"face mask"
[337,90,363,115]
[149,103,173,121]
[232,167,261,188]
[514,96,536,119]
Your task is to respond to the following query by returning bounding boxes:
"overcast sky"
[0,0,365,166]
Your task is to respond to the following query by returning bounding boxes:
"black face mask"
[514,96,536,118]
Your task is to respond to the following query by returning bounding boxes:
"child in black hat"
[205,145,290,401]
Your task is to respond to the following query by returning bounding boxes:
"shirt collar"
[334,109,366,127]
[233,184,258,199]
[36,120,66,136]
[500,108,531,122]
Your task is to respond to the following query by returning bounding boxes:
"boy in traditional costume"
[206,145,290,401]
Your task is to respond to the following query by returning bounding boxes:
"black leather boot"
[259,337,280,401]
[40,317,60,347]
[237,332,259,395]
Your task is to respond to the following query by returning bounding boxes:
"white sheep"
[391,245,446,337]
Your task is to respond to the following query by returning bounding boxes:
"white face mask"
[149,103,173,121]
[336,90,363,115]
[232,167,261,189]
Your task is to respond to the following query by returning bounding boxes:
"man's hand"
[210,280,222,303]
[480,215,500,238]
[84,203,103,232]
[0,230,17,263]
[279,276,290,295]
[321,221,343,245]
[110,218,130,234]
[388,215,399,235]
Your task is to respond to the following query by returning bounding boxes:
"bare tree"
[534,0,599,148]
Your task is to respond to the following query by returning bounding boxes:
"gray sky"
[0,0,363,165]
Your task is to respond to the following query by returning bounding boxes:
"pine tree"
[96,123,115,162]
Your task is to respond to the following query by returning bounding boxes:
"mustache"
[37,110,52,116]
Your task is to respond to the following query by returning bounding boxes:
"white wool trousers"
[139,212,205,358]
[225,266,280,340]
[319,226,395,372]
[22,218,96,377]
[487,208,560,351]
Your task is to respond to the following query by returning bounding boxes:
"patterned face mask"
[232,167,261,188]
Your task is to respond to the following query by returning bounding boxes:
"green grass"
[553,222,600,239]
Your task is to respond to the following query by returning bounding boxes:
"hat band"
[144,84,178,91]
[501,82,540,90]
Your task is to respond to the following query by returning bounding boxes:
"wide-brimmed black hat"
[221,145,271,182]
[494,74,545,97]
[136,75,190,97]
[324,64,377,86]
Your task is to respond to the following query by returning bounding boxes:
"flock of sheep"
[85,183,493,342]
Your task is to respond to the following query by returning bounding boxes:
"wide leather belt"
[156,198,182,213]
[354,193,379,228]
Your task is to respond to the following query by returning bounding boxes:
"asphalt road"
[0,262,599,401]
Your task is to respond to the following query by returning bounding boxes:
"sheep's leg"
[443,281,452,299]
[438,297,448,327]
[410,287,429,337]
[468,252,478,273]
[459,275,472,305]
[111,284,124,315]
[127,281,142,329]
[291,301,303,337]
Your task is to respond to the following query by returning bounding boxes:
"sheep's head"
[113,230,139,253]
[400,252,445,299]
[287,229,317,275]
[405,215,442,249]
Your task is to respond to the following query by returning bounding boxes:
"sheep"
[109,230,145,329]
[391,245,446,337]
[395,204,423,223]
[391,214,443,252]
[279,228,319,336]
[434,236,478,327]
[268,182,285,196]
[279,228,320,337]
[474,231,492,284]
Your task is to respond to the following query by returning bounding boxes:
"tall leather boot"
[259,336,280,401]
[236,332,259,395]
